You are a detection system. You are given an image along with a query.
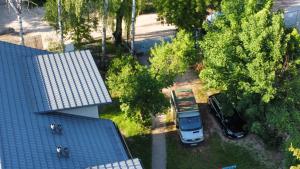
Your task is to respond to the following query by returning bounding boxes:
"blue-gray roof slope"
[26,50,112,113]
[0,41,128,169]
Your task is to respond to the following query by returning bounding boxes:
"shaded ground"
[163,69,284,169]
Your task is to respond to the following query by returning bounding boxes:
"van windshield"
[179,116,202,131]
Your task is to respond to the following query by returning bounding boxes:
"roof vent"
[50,123,62,134]
[56,146,69,158]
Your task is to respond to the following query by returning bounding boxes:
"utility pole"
[57,0,64,52]
[130,0,135,55]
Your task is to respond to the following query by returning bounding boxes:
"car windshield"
[215,93,236,117]
[179,116,202,131]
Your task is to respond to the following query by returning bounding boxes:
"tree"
[57,0,64,51]
[112,0,144,46]
[200,0,300,156]
[289,144,300,169]
[44,0,99,47]
[130,0,135,54]
[107,56,166,125]
[153,0,220,31]
[102,0,108,59]
[149,30,197,86]
[7,0,24,45]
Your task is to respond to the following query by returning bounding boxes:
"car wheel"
[222,128,227,135]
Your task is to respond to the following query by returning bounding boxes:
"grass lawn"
[166,132,269,169]
[100,104,152,169]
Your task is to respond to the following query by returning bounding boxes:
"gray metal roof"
[26,50,112,113]
[0,41,129,169]
[87,158,143,169]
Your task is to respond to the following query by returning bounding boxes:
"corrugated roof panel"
[27,50,112,113]
[0,41,128,169]
[85,50,112,102]
[71,51,94,105]
[49,54,70,109]
[36,55,58,110]
[86,158,143,169]
[59,53,82,107]
[42,55,64,109]
[53,53,75,108]
[75,51,100,104]
[81,50,106,103]
[64,52,89,106]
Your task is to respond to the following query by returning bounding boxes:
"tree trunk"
[57,0,64,51]
[7,0,24,45]
[113,0,126,46]
[102,0,108,61]
[17,12,24,45]
[130,0,135,55]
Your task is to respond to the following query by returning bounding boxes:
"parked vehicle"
[208,93,247,139]
[170,89,204,145]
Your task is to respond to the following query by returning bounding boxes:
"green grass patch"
[100,104,152,169]
[166,132,269,169]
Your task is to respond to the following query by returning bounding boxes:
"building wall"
[274,0,300,11]
[272,0,300,30]
[60,106,99,118]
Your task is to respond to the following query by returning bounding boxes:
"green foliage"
[100,104,152,169]
[107,56,167,125]
[149,30,198,86]
[200,0,300,159]
[44,0,98,47]
[153,0,220,31]
[290,145,300,169]
[47,40,64,52]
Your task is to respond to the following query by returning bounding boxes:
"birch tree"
[130,0,135,55]
[57,0,64,51]
[7,0,24,45]
[102,0,108,60]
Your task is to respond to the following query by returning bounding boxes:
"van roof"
[173,89,198,112]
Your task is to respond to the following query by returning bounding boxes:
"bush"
[107,56,167,125]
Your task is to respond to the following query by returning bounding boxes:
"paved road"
[151,114,167,169]
[135,13,175,55]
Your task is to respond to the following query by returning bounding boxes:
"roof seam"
[73,51,96,105]
[80,50,103,104]
[84,50,108,103]
[67,52,90,104]
[53,54,72,107]
[40,55,59,109]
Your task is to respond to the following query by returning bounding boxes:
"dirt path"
[151,114,167,169]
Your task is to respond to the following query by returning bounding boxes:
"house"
[0,41,143,169]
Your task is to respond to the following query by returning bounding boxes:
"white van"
[170,89,204,145]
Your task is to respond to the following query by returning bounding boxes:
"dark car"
[208,93,247,139]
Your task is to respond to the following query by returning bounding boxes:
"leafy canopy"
[107,56,166,125]
[149,30,197,86]
[200,0,300,154]
[153,0,221,31]
[44,0,99,47]
[290,144,300,169]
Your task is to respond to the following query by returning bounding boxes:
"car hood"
[180,128,204,140]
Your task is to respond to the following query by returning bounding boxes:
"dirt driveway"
[164,69,284,169]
